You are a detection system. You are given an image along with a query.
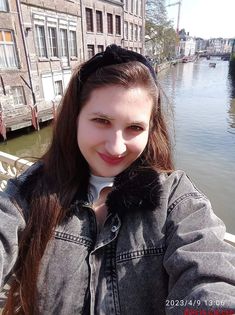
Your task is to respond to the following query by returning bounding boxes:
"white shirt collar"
[88,174,114,203]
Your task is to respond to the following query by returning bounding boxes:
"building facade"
[207,38,233,54]
[123,0,145,53]
[178,32,196,57]
[0,0,33,126]
[0,0,146,137]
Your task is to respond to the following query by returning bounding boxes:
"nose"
[104,130,127,156]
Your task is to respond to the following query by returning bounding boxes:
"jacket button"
[111,225,119,233]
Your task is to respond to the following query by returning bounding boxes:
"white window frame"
[69,30,77,57]
[0,30,18,69]
[131,0,134,13]
[139,0,142,17]
[0,0,8,12]
[60,28,69,57]
[11,86,26,106]
[35,24,47,58]
[87,44,94,59]
[135,0,138,15]
[48,26,58,57]
[54,80,63,97]
[130,23,133,41]
[97,45,104,53]
[138,25,142,41]
[134,24,138,41]
[124,21,128,40]
[124,0,128,11]
[115,15,121,35]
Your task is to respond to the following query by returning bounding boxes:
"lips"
[98,152,126,165]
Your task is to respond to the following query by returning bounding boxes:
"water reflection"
[227,74,235,133]
[0,125,52,158]
[159,59,235,234]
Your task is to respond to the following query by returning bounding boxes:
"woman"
[0,45,235,315]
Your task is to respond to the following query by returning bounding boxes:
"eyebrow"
[89,112,114,120]
[89,112,148,127]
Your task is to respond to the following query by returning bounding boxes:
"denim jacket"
[0,162,235,315]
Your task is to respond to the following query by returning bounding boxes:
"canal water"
[159,58,235,234]
[0,58,235,233]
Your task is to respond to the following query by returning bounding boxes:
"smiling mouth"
[98,153,126,165]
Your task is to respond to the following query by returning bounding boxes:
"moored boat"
[209,62,216,68]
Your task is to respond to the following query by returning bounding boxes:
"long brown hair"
[3,61,174,314]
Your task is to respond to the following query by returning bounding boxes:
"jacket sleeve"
[163,172,235,314]
[0,178,26,289]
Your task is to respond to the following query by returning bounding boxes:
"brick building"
[0,0,145,135]
[123,0,144,53]
[0,0,33,128]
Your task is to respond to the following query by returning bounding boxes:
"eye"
[128,125,144,132]
[92,118,110,125]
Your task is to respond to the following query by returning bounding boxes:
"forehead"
[82,85,153,120]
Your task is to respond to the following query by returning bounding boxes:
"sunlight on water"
[159,59,235,233]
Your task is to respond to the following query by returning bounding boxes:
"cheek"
[77,121,104,148]
[129,133,149,154]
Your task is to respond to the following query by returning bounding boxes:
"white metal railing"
[0,150,234,246]
[0,151,33,191]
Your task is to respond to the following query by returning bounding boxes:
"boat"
[182,56,189,63]
[182,55,197,63]
[209,62,216,68]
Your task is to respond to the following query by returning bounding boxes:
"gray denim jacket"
[0,162,235,315]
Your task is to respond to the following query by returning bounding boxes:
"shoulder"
[3,161,44,218]
[159,169,207,206]
[4,161,43,196]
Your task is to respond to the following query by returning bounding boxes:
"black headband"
[78,44,157,87]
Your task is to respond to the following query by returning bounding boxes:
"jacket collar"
[14,160,162,217]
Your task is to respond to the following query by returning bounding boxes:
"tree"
[145,0,178,62]
[146,0,168,26]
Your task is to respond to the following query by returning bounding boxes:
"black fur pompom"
[106,160,162,216]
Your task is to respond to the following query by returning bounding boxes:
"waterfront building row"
[0,0,145,138]
[178,33,234,58]
[195,37,234,55]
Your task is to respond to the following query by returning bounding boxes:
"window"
[135,0,138,15]
[134,24,138,41]
[48,27,58,57]
[107,13,113,34]
[115,15,121,35]
[60,29,69,57]
[11,86,26,106]
[138,25,142,41]
[0,30,18,68]
[124,0,128,11]
[96,11,103,33]
[97,45,104,53]
[131,0,134,13]
[35,25,47,57]
[139,0,142,16]
[69,30,77,57]
[124,21,128,40]
[87,44,95,59]
[86,8,93,32]
[54,80,63,96]
[130,23,133,41]
[0,0,8,11]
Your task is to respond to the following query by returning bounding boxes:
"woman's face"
[77,84,153,177]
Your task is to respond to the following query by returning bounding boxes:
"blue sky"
[166,0,235,39]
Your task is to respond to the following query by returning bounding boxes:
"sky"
[166,0,235,39]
